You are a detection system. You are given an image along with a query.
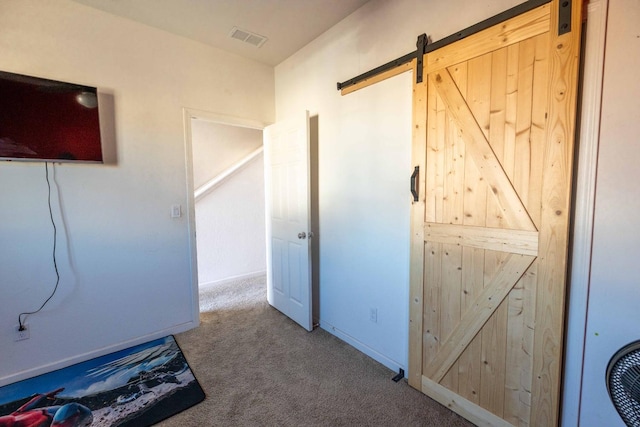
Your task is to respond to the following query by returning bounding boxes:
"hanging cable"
[18,162,60,330]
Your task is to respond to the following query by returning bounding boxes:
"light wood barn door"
[409,2,582,426]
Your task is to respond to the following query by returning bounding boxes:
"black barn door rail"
[337,0,557,91]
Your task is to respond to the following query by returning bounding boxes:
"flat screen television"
[0,70,103,163]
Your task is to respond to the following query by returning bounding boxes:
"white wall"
[275,0,523,372]
[579,0,640,425]
[195,152,266,286]
[191,120,263,188]
[192,120,266,286]
[0,0,273,384]
[195,155,266,285]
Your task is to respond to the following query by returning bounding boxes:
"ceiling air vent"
[229,27,267,48]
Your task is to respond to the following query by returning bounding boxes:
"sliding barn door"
[409,1,582,426]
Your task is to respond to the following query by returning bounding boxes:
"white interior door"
[264,111,312,331]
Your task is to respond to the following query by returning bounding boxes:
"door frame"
[182,108,320,327]
[182,108,266,318]
[561,0,608,424]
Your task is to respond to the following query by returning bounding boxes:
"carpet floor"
[158,275,473,426]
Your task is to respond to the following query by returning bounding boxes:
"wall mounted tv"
[0,70,103,163]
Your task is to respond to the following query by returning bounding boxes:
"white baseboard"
[198,270,266,291]
[320,321,406,377]
[0,320,197,387]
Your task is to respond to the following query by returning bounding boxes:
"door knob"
[298,232,306,239]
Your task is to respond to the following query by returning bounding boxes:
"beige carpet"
[158,275,473,426]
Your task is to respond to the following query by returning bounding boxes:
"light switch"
[171,204,181,218]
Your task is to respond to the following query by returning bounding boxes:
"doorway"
[183,109,319,323]
[183,110,266,312]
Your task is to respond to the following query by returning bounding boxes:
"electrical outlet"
[369,308,377,323]
[14,325,30,341]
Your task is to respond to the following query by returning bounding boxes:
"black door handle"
[410,166,419,202]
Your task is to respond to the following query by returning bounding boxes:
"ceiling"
[72,0,370,66]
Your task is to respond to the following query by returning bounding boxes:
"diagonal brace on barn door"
[424,253,536,383]
[429,70,538,232]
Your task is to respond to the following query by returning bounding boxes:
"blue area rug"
[0,336,205,426]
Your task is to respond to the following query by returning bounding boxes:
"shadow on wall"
[310,115,320,326]
[97,91,117,165]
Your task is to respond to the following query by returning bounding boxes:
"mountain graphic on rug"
[0,335,205,426]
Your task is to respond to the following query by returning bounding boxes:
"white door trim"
[561,1,609,424]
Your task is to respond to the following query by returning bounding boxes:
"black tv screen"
[0,70,103,163]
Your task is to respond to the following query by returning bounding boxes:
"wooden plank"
[459,246,484,404]
[501,39,531,423]
[467,54,492,142]
[489,47,507,167]
[503,34,547,425]
[424,223,538,256]
[448,62,468,90]
[504,263,535,426]
[450,60,482,403]
[425,254,535,383]
[457,71,489,229]
[513,37,536,215]
[464,53,491,230]
[434,85,447,223]
[440,63,467,391]
[423,83,446,373]
[423,241,443,370]
[425,77,438,223]
[422,375,514,427]
[425,4,551,74]
[522,265,536,421]
[424,94,445,385]
[443,66,467,225]
[466,51,509,418]
[490,35,532,426]
[440,243,462,391]
[503,274,527,425]
[430,70,536,231]
[502,43,520,182]
[487,53,517,417]
[409,76,428,389]
[480,252,508,417]
[528,32,550,229]
[442,111,464,225]
[340,60,414,95]
[488,46,511,230]
[531,0,583,425]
